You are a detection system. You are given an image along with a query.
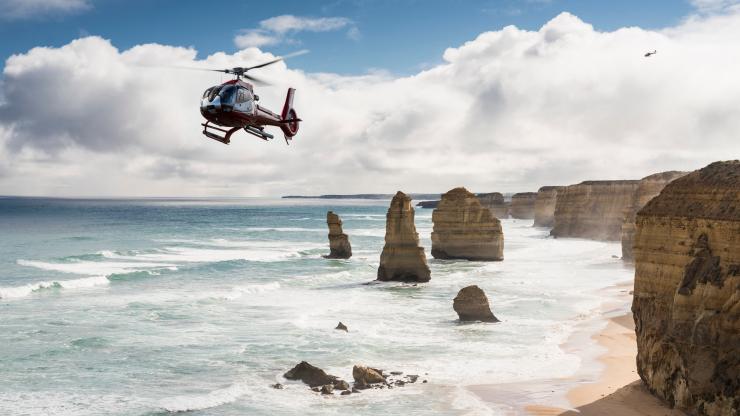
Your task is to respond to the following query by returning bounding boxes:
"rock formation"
[478,192,509,218]
[533,186,563,227]
[323,211,352,259]
[430,187,504,261]
[453,285,499,322]
[284,361,338,387]
[352,365,385,387]
[335,321,348,332]
[551,180,640,241]
[631,161,740,415]
[620,171,687,262]
[377,191,431,282]
[510,192,537,219]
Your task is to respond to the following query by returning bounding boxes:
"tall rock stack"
[533,186,563,227]
[510,192,537,219]
[551,180,640,241]
[377,191,431,282]
[430,187,504,261]
[477,192,509,218]
[620,171,687,262]
[324,211,352,259]
[632,161,740,415]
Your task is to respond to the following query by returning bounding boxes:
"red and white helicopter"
[190,52,304,145]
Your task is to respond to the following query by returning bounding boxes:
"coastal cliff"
[620,171,687,262]
[478,192,509,219]
[551,180,640,241]
[430,187,504,261]
[324,211,352,259]
[377,191,431,282]
[632,161,740,415]
[510,192,537,219]
[533,186,563,227]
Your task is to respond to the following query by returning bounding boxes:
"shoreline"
[468,277,686,415]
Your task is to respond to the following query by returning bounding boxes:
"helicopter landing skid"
[243,125,273,141]
[201,122,239,145]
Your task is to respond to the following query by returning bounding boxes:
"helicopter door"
[234,88,255,115]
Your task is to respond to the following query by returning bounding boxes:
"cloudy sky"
[1,0,739,197]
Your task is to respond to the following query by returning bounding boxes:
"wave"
[0,275,109,299]
[208,282,282,301]
[158,382,250,413]
[17,259,176,276]
[101,246,301,263]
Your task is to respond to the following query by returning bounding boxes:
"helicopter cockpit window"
[219,85,236,104]
[236,88,253,104]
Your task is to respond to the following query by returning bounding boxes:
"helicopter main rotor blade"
[245,49,309,71]
[243,73,272,86]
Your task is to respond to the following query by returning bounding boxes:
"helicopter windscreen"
[218,86,236,105]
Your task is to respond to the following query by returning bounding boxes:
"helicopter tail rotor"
[279,88,300,144]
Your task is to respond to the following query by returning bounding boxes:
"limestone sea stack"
[533,186,563,227]
[430,187,504,261]
[632,161,740,415]
[551,180,640,241]
[453,285,499,322]
[377,191,431,282]
[620,171,687,262]
[509,192,537,219]
[324,211,352,259]
[477,192,509,218]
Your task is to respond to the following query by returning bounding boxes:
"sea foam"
[0,275,109,299]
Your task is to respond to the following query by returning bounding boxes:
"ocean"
[0,197,634,415]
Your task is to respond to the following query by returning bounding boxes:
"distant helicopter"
[185,51,305,145]
[644,50,657,57]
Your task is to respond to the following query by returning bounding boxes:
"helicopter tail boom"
[279,88,300,144]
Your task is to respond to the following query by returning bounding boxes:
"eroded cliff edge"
[510,192,537,219]
[632,161,740,416]
[534,186,563,227]
[551,180,639,241]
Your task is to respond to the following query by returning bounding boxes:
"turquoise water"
[0,197,633,415]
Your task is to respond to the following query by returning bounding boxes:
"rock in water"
[283,361,338,387]
[352,365,385,385]
[335,321,348,332]
[377,191,431,282]
[323,211,352,259]
[509,192,537,219]
[533,186,563,227]
[620,171,687,262]
[477,192,509,218]
[431,187,504,261]
[551,180,640,241]
[453,285,499,322]
[632,161,740,415]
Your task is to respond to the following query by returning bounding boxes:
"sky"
[1,0,739,197]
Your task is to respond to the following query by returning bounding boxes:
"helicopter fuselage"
[199,79,299,144]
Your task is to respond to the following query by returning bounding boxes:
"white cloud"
[234,14,357,49]
[690,0,740,13]
[0,0,90,20]
[2,11,740,197]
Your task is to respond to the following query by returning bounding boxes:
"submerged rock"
[453,285,499,323]
[352,365,385,386]
[620,171,687,262]
[551,180,640,241]
[377,191,431,282]
[509,192,537,219]
[431,187,504,261]
[533,186,563,227]
[335,321,348,332]
[283,361,338,388]
[333,380,350,391]
[323,211,352,259]
[632,161,740,415]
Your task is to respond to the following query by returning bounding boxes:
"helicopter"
[189,51,304,145]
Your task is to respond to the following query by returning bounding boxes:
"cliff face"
[478,192,509,219]
[632,161,740,416]
[430,187,504,261]
[377,191,431,282]
[324,211,352,259]
[534,186,563,227]
[621,171,688,262]
[551,180,640,241]
[510,192,537,219]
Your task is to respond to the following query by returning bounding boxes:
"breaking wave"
[0,275,109,299]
